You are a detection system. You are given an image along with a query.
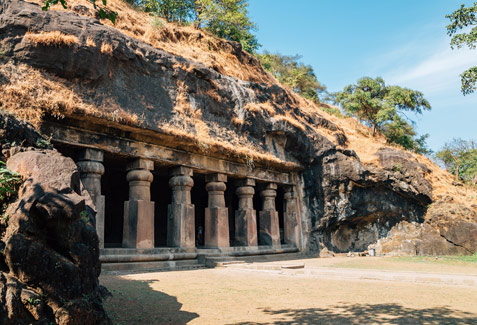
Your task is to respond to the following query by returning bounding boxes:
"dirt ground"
[101,256,477,324]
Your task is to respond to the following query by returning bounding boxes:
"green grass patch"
[395,254,477,264]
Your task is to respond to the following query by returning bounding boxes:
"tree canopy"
[436,138,477,185]
[256,52,327,103]
[128,0,260,53]
[446,2,477,95]
[335,77,432,154]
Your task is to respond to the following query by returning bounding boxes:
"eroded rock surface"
[304,148,433,253]
[370,196,477,256]
[0,148,110,324]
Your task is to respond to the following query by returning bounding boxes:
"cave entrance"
[101,153,128,248]
[191,173,207,247]
[225,178,239,246]
[151,166,171,247]
[253,181,265,246]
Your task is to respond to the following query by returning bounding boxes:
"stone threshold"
[100,244,299,263]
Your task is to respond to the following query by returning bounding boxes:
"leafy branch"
[42,0,118,24]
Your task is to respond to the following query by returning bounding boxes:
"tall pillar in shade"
[204,173,229,248]
[123,158,155,249]
[167,166,195,248]
[284,185,299,246]
[77,148,105,248]
[259,183,280,247]
[235,178,257,246]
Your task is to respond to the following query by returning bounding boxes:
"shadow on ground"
[101,276,198,325]
[234,303,477,325]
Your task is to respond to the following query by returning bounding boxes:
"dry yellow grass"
[25,31,79,47]
[27,0,271,84]
[0,62,139,128]
[86,37,96,47]
[273,114,306,131]
[100,42,113,55]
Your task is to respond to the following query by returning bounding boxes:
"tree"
[436,138,477,185]
[335,77,431,153]
[139,0,194,23]
[43,0,118,23]
[446,2,477,95]
[126,0,260,53]
[194,0,259,53]
[256,52,327,103]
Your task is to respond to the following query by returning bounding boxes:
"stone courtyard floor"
[100,256,477,324]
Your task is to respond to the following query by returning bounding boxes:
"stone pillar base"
[93,195,106,248]
[259,210,280,247]
[284,213,299,246]
[123,200,155,248]
[235,209,257,246]
[205,207,229,248]
[167,203,195,248]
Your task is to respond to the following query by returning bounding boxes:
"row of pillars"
[77,149,300,249]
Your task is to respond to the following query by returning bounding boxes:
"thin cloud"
[384,38,476,95]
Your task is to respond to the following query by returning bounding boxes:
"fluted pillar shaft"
[235,178,257,246]
[205,173,229,248]
[77,148,105,248]
[123,158,155,248]
[284,186,299,246]
[259,183,280,247]
[167,166,195,248]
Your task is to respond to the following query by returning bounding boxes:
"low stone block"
[127,158,154,171]
[205,173,227,183]
[123,200,155,248]
[76,148,104,162]
[205,207,229,248]
[167,203,195,248]
[259,210,280,247]
[235,209,257,246]
[170,166,193,177]
[236,178,256,187]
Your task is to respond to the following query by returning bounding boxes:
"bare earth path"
[101,257,477,324]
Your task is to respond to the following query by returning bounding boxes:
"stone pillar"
[284,186,299,246]
[77,149,105,248]
[123,158,155,249]
[235,178,257,246]
[167,166,195,248]
[259,183,280,247]
[204,173,229,248]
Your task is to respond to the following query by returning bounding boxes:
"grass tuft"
[25,31,79,47]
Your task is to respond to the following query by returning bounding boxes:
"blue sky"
[248,0,476,152]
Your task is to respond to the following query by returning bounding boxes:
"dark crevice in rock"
[439,233,474,254]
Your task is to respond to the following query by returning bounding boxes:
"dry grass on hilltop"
[27,0,272,84]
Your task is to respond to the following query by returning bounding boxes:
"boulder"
[0,150,110,324]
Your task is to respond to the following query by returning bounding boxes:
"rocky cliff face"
[0,0,475,262]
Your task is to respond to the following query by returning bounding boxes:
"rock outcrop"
[371,196,477,256]
[0,114,110,324]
